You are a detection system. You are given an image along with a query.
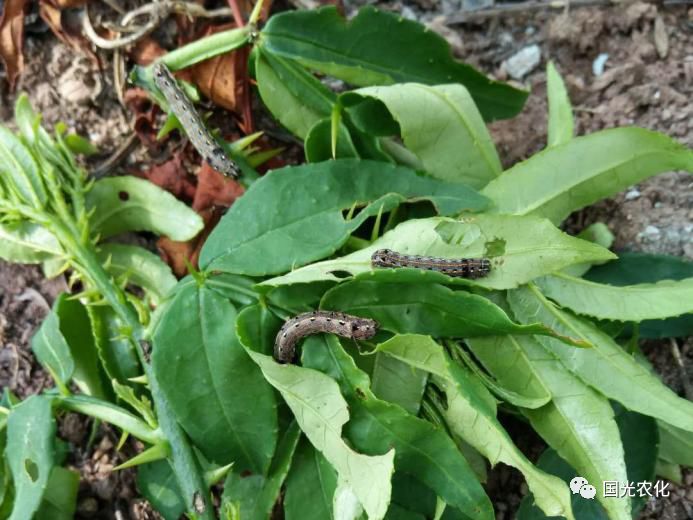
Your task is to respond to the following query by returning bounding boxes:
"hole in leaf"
[484,237,506,257]
[328,270,353,279]
[118,191,130,201]
[24,458,39,482]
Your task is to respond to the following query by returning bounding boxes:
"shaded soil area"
[0,1,691,518]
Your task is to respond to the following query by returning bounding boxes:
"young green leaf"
[536,272,693,321]
[152,282,277,473]
[6,395,56,520]
[321,280,585,344]
[255,49,335,139]
[86,176,204,241]
[200,160,488,276]
[376,334,575,520]
[98,243,177,305]
[508,286,693,432]
[0,126,47,208]
[0,222,61,263]
[370,353,428,415]
[87,306,141,385]
[34,467,79,520]
[482,127,693,224]
[343,84,501,188]
[260,6,527,121]
[301,335,494,520]
[137,460,185,520]
[264,215,615,291]
[237,305,395,520]
[305,119,360,162]
[583,252,693,338]
[221,422,300,520]
[468,334,631,520]
[546,62,574,148]
[284,439,338,520]
[658,421,693,467]
[31,301,75,394]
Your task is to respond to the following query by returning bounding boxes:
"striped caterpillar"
[152,62,240,179]
[274,311,379,364]
[371,248,491,279]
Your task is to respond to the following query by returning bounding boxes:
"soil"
[0,1,690,519]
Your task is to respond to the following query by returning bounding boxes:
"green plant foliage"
[260,6,527,121]
[200,160,488,275]
[2,38,692,520]
[6,396,55,520]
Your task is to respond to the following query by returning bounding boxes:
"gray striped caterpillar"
[152,62,240,179]
[371,248,491,279]
[274,311,379,364]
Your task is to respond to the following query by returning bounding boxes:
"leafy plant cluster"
[0,6,692,520]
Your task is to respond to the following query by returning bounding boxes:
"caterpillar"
[274,310,379,364]
[371,248,491,279]
[152,62,240,179]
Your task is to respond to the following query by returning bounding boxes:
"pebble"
[503,44,542,80]
[640,225,661,240]
[593,53,609,76]
[625,189,641,200]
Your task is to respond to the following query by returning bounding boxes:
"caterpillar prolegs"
[371,249,491,279]
[274,311,379,364]
[152,62,241,179]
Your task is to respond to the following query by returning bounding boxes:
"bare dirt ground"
[0,1,691,518]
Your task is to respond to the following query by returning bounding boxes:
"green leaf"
[52,296,108,399]
[221,422,300,520]
[343,84,501,188]
[237,305,395,520]
[152,282,277,472]
[536,272,693,321]
[0,222,61,263]
[35,467,79,520]
[305,119,360,162]
[98,243,177,305]
[137,460,185,520]
[321,280,585,344]
[6,395,56,520]
[658,421,693,468]
[377,334,575,520]
[546,62,573,148]
[200,160,488,276]
[301,335,494,520]
[255,49,335,139]
[371,353,427,415]
[518,403,657,520]
[31,301,75,394]
[86,176,204,241]
[482,128,693,224]
[260,6,527,121]
[0,126,47,208]
[263,215,615,291]
[508,286,693,432]
[468,333,631,520]
[584,252,693,338]
[284,439,338,520]
[87,306,140,385]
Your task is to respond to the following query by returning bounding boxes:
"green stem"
[159,26,251,71]
[49,218,215,520]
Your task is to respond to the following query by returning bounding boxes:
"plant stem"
[49,218,215,520]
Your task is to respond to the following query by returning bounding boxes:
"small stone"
[77,497,99,517]
[593,53,609,76]
[653,15,669,59]
[625,189,641,200]
[503,44,542,80]
[642,225,661,240]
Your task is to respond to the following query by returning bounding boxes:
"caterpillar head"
[371,249,394,267]
[351,318,379,340]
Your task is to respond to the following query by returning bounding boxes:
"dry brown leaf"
[38,0,98,61]
[141,152,197,201]
[0,0,28,90]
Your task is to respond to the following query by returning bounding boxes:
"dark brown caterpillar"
[274,311,379,364]
[371,248,491,279]
[152,62,240,179]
